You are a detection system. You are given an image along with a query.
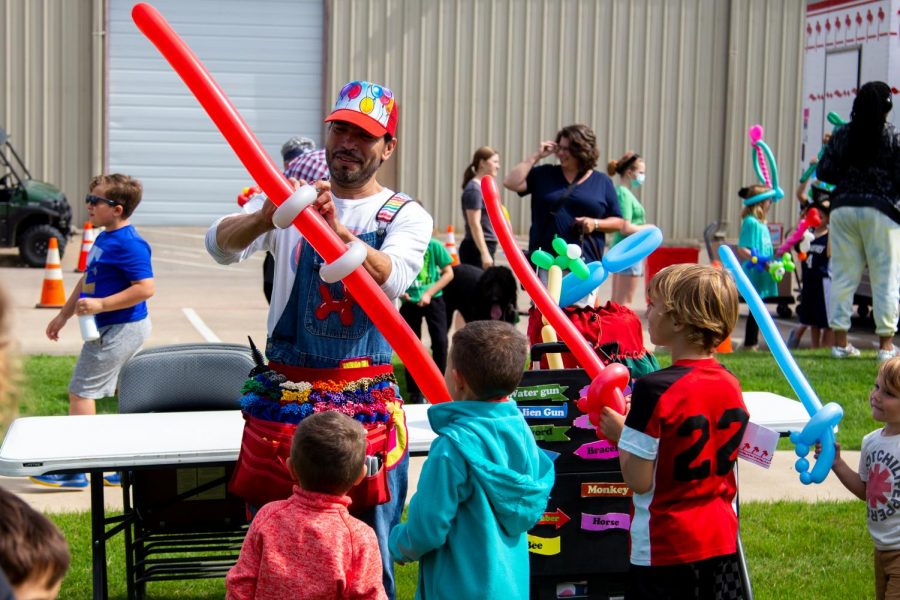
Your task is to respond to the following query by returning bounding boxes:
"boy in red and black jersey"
[601,264,749,600]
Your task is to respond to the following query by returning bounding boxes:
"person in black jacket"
[817,81,900,363]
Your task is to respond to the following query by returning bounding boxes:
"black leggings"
[744,313,759,347]
[458,237,497,267]
[399,296,448,403]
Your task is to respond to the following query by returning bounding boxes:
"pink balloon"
[748,124,764,144]
[132,3,450,404]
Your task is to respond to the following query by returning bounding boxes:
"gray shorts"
[619,259,645,277]
[69,318,151,399]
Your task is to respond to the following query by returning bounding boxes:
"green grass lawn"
[12,352,881,599]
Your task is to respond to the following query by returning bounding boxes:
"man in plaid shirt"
[285,147,329,183]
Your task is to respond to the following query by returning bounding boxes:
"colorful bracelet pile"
[239,369,397,425]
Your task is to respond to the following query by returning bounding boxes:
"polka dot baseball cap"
[324,80,398,138]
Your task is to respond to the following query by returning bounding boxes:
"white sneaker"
[877,348,898,363]
[831,344,861,358]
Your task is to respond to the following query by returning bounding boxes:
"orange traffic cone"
[75,222,94,273]
[716,336,733,354]
[709,260,732,353]
[445,225,460,266]
[36,237,67,308]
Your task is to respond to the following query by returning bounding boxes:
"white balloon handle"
[272,185,317,229]
[320,241,367,283]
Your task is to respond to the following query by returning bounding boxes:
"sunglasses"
[85,194,122,207]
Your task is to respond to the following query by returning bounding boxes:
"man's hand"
[417,293,432,307]
[311,181,352,241]
[481,253,494,269]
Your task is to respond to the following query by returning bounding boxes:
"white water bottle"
[78,314,100,342]
[77,293,100,341]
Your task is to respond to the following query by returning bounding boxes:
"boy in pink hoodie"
[226,411,386,600]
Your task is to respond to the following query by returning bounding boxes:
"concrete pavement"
[0,226,882,513]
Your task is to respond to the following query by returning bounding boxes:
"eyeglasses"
[556,145,572,154]
[85,194,122,207]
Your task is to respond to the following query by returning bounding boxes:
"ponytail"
[462,146,498,190]
[608,151,639,177]
[461,163,478,190]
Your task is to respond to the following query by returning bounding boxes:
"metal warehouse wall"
[326,0,805,243]
[0,0,100,227]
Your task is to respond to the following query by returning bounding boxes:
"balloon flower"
[720,245,842,484]
[777,208,821,257]
[132,2,450,403]
[768,253,795,283]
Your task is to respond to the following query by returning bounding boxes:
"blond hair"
[880,356,900,398]
[739,184,772,221]
[647,264,739,351]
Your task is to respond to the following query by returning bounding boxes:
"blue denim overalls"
[265,196,410,600]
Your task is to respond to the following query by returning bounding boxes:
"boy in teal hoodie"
[389,321,555,599]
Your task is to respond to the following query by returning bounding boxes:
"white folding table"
[0,392,807,600]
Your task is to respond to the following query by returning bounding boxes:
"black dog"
[443,264,518,325]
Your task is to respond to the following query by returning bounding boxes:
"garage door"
[107,0,324,226]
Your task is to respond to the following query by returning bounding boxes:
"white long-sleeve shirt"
[206,188,432,335]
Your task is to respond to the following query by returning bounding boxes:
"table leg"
[90,472,108,600]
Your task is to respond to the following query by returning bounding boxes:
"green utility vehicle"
[0,127,73,267]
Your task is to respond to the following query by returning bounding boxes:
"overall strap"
[375,192,413,235]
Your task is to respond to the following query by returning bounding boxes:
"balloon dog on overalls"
[719,126,843,485]
[132,3,450,404]
[480,176,662,441]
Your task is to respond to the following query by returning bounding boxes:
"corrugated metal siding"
[0,0,96,226]
[106,0,325,226]
[326,0,805,243]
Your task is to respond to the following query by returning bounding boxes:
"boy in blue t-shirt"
[32,174,154,489]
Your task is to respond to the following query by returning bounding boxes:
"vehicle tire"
[18,224,65,268]
[776,302,792,318]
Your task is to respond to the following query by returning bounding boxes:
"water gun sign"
[511,383,569,403]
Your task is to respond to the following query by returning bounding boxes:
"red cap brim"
[324,109,388,137]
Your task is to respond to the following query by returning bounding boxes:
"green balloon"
[531,249,554,270]
[569,259,589,280]
[551,236,569,256]
[554,255,570,270]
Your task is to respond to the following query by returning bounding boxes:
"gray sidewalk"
[0,227,880,512]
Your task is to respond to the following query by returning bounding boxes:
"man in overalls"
[206,80,432,600]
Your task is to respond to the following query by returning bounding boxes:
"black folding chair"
[116,343,254,600]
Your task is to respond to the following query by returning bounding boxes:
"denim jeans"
[359,451,409,600]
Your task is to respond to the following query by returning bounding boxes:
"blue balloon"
[719,245,842,485]
[559,262,607,307]
[602,226,663,273]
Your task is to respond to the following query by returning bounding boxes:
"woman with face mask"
[608,151,653,306]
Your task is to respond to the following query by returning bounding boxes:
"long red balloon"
[480,176,604,379]
[132,2,450,404]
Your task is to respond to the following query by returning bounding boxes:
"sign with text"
[581,482,632,498]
